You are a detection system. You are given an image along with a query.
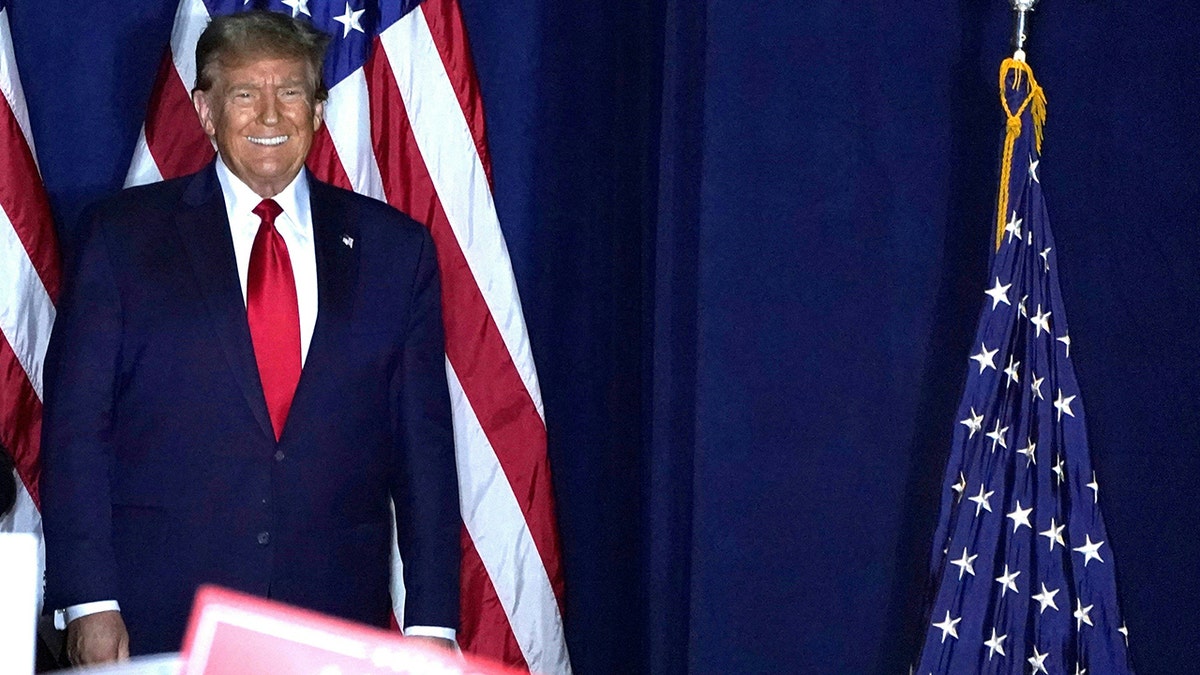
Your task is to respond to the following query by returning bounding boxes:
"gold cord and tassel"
[994,58,1047,250]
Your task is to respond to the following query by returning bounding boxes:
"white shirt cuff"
[404,625,457,643]
[54,600,121,630]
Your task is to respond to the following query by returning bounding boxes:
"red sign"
[181,586,528,675]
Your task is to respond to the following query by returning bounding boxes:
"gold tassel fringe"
[995,58,1047,250]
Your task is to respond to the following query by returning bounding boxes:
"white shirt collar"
[214,155,311,236]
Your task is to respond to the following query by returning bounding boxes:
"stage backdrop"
[10,0,1199,672]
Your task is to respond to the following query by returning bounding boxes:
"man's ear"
[312,99,325,132]
[192,90,217,137]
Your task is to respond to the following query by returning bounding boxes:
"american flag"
[0,0,61,611]
[915,61,1135,674]
[126,1,570,672]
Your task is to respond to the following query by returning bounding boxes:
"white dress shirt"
[58,159,454,643]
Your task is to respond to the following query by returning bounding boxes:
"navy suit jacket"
[40,163,460,654]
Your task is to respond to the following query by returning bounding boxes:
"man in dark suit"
[0,442,14,518]
[39,12,459,665]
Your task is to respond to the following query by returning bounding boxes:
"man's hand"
[405,635,457,652]
[66,610,129,666]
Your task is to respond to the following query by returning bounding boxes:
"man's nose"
[260,95,280,125]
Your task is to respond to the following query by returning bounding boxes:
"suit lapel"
[285,177,359,435]
[175,164,275,440]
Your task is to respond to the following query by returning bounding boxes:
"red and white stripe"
[0,2,62,612]
[126,2,569,672]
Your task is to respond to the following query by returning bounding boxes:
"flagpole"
[1010,0,1039,61]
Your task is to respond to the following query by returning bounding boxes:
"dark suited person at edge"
[0,442,14,520]
[39,11,459,665]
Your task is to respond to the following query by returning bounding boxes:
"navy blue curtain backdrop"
[11,0,1199,672]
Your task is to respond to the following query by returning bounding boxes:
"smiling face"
[193,55,324,198]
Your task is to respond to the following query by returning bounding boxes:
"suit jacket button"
[274,450,285,462]
[257,531,270,545]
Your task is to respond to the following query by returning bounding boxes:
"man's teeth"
[247,135,288,146]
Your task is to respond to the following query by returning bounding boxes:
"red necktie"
[247,198,301,440]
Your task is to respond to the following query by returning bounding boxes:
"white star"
[1031,583,1060,613]
[970,343,998,374]
[932,611,961,643]
[333,1,366,38]
[1017,438,1037,466]
[1074,534,1106,566]
[1075,664,1088,675]
[1029,157,1040,183]
[1018,294,1029,318]
[984,628,1007,659]
[986,419,1009,453]
[1004,355,1021,386]
[1074,598,1095,630]
[1030,304,1052,337]
[1040,246,1052,271]
[985,277,1012,310]
[1028,646,1050,674]
[282,0,311,17]
[951,547,977,580]
[1052,455,1066,484]
[1088,471,1100,503]
[1030,372,1045,401]
[1005,212,1023,244]
[1054,389,1076,421]
[995,565,1020,596]
[1058,333,1072,357]
[960,408,984,439]
[1007,501,1033,532]
[1119,623,1130,645]
[1040,518,1065,551]
[951,471,967,500]
[969,484,994,516]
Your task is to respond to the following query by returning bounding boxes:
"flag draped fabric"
[0,0,61,608]
[915,60,1134,674]
[126,1,570,672]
